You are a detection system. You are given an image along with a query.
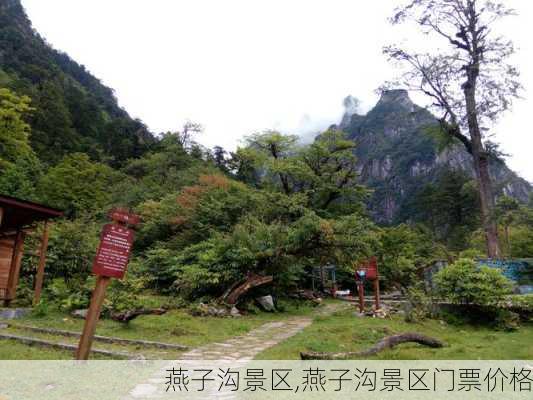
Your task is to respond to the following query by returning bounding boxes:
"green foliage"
[118,132,214,206]
[103,277,146,315]
[37,153,127,216]
[134,246,180,293]
[406,170,480,250]
[378,224,443,291]
[236,129,368,217]
[0,3,154,163]
[44,278,91,311]
[494,196,533,258]
[0,88,35,167]
[134,170,372,297]
[30,300,50,318]
[403,284,433,323]
[44,217,100,282]
[435,258,513,306]
[0,88,43,199]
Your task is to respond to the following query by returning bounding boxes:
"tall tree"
[384,0,521,258]
[0,88,34,168]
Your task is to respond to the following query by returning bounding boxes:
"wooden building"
[0,195,63,306]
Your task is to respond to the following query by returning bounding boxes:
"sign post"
[75,208,139,360]
[354,257,380,314]
[355,269,366,313]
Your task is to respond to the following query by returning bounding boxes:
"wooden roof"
[0,194,63,232]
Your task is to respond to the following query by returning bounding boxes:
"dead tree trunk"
[301,333,444,360]
[223,273,273,305]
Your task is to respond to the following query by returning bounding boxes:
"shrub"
[434,258,513,306]
[403,284,434,323]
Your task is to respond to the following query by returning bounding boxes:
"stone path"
[125,302,348,399]
[181,302,345,361]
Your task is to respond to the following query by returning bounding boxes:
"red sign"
[108,208,141,226]
[356,257,378,280]
[92,224,134,279]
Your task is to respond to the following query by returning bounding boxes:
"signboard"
[77,209,140,360]
[356,257,378,280]
[108,208,140,226]
[92,223,134,279]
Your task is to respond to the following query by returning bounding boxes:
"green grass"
[256,307,533,360]
[0,301,316,359]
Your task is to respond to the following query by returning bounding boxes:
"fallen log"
[110,308,167,323]
[223,273,273,305]
[301,332,444,360]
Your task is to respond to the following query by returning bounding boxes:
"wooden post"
[33,221,50,305]
[4,230,25,307]
[357,281,365,313]
[373,278,380,310]
[75,276,111,360]
[0,207,4,227]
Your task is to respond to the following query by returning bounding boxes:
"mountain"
[338,89,532,223]
[0,0,155,165]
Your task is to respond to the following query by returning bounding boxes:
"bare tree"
[383,0,522,258]
[177,121,203,149]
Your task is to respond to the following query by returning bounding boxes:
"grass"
[256,306,533,360]
[0,300,316,359]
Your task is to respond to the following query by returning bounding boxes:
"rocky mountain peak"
[376,89,415,111]
[340,90,531,223]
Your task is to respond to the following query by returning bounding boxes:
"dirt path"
[126,302,347,398]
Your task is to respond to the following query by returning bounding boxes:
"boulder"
[230,306,241,317]
[71,309,88,319]
[255,295,275,311]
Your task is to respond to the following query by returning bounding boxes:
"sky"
[21,0,533,181]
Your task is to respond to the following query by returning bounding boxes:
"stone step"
[5,323,188,350]
[0,332,134,359]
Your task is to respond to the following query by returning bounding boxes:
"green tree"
[0,88,35,168]
[37,153,126,217]
[408,170,480,250]
[378,224,444,291]
[0,88,41,198]
[236,129,367,216]
[435,258,513,305]
[241,130,299,194]
[299,129,367,216]
[385,0,522,258]
[495,196,520,257]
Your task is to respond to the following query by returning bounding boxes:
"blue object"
[476,259,533,294]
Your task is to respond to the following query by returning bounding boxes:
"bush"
[30,300,50,318]
[44,278,92,311]
[403,284,434,323]
[434,258,513,306]
[493,309,520,331]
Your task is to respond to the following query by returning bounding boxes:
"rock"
[71,309,88,319]
[230,306,241,317]
[255,295,275,311]
[190,303,231,317]
[0,308,31,319]
[0,322,8,329]
[289,289,319,301]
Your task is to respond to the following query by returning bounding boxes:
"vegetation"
[434,258,513,306]
[0,0,532,362]
[256,307,533,360]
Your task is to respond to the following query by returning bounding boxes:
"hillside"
[338,89,532,223]
[0,0,154,165]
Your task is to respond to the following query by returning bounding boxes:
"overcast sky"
[21,0,532,181]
